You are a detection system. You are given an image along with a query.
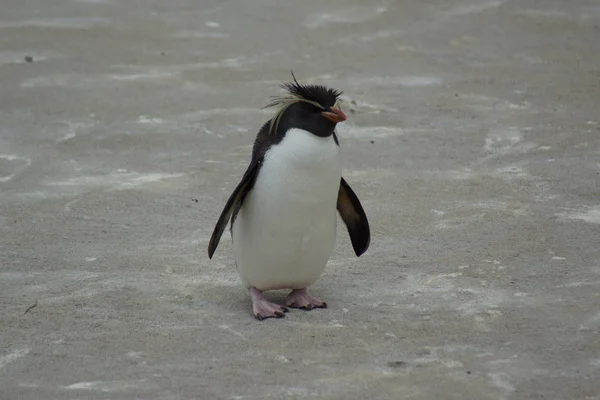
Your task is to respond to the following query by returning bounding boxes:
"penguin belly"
[232,128,342,291]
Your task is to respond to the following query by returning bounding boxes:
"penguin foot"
[250,287,288,320]
[285,288,327,310]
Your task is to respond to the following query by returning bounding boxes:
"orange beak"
[321,106,347,123]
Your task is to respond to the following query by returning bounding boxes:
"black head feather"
[281,73,342,109]
[263,73,344,136]
[264,73,343,111]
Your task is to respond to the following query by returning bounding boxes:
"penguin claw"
[285,288,327,310]
[252,300,288,320]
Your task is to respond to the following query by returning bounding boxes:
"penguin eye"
[313,102,327,113]
[300,99,325,112]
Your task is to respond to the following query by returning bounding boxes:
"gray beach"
[1,0,599,398]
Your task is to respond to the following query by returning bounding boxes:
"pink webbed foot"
[250,287,288,320]
[285,288,327,310]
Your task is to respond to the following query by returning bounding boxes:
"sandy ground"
[1,0,600,399]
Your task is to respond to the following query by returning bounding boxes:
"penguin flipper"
[337,177,370,256]
[208,160,261,259]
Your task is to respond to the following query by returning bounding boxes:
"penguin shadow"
[257,290,288,306]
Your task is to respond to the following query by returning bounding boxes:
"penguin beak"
[321,106,347,123]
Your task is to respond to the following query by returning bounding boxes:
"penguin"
[208,74,370,320]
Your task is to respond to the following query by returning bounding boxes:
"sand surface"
[1,0,600,399]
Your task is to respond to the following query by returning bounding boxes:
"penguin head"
[265,74,346,138]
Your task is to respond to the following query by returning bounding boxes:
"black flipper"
[208,159,262,259]
[337,177,370,256]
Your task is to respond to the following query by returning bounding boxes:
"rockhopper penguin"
[208,75,370,320]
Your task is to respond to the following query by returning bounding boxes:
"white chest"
[258,128,341,202]
[232,128,342,290]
